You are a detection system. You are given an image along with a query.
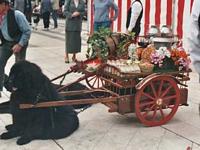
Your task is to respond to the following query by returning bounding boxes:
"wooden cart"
[20,57,190,127]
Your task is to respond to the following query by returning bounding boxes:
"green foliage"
[116,32,135,56]
[86,27,112,60]
[86,28,135,60]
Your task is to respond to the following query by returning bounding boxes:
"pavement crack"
[53,139,65,150]
[161,126,200,147]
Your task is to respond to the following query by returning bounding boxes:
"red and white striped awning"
[87,0,194,40]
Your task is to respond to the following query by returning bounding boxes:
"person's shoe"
[65,57,69,63]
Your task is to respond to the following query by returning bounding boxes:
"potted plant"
[86,27,112,61]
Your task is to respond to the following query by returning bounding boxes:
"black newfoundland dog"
[0,61,80,145]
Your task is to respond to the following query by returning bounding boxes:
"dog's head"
[6,61,44,92]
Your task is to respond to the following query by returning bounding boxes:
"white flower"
[157,47,171,58]
[128,43,136,52]
[128,43,136,58]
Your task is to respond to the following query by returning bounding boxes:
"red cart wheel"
[85,75,105,89]
[135,76,180,126]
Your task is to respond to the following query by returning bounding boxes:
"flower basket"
[139,62,154,73]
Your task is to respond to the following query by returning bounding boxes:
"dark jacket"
[64,0,85,31]
[24,0,32,13]
[0,9,22,44]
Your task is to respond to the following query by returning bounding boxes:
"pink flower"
[150,51,165,67]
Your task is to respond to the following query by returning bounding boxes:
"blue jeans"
[0,41,27,91]
[94,21,111,32]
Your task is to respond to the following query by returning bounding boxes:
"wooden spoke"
[163,95,177,101]
[159,107,165,119]
[142,111,149,118]
[150,82,157,98]
[88,76,96,82]
[158,80,164,96]
[142,92,155,100]
[86,75,104,89]
[161,85,173,98]
[152,108,157,120]
[92,77,98,87]
[139,101,155,109]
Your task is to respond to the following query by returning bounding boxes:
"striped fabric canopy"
[87,0,194,40]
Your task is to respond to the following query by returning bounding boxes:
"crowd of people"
[8,0,63,30]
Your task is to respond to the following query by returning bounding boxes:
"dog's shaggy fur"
[0,61,79,145]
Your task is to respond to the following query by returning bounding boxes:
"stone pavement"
[0,18,200,150]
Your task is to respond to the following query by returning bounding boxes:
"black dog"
[0,61,79,145]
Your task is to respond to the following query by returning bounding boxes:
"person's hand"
[12,44,23,53]
[110,18,114,22]
[126,29,130,34]
[72,11,80,17]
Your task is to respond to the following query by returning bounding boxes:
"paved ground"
[0,18,200,150]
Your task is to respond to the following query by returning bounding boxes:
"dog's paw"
[17,136,32,145]
[1,131,18,139]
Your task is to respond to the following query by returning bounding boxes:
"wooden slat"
[19,96,131,109]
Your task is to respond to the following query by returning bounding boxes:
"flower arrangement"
[171,47,191,71]
[150,47,171,68]
[138,45,190,72]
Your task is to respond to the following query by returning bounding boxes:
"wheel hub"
[156,98,163,106]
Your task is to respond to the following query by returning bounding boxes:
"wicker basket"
[141,45,156,62]
[139,62,154,73]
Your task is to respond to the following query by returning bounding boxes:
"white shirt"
[188,0,200,73]
[128,1,142,32]
[74,0,79,8]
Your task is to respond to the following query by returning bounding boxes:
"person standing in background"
[24,0,32,25]
[93,0,118,32]
[40,0,52,30]
[51,0,59,28]
[14,0,32,25]
[126,0,143,38]
[188,0,200,79]
[0,0,31,97]
[63,0,85,63]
